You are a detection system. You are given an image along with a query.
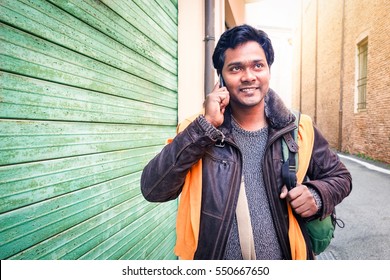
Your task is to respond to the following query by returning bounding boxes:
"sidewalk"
[337,153,390,175]
[317,152,390,260]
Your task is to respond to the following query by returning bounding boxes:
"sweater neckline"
[231,116,268,136]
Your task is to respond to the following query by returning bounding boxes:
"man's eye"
[231,66,241,71]
[255,63,263,69]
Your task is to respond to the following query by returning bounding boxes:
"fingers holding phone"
[204,76,230,128]
[217,75,229,106]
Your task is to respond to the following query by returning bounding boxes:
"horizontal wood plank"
[1,0,177,88]
[1,24,177,108]
[0,146,165,214]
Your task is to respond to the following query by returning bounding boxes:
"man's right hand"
[204,81,230,128]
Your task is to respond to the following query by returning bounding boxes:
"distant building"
[293,0,390,164]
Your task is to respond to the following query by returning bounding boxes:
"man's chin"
[231,98,265,108]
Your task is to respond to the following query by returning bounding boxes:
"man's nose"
[241,69,256,83]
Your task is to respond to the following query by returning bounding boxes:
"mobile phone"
[219,75,225,88]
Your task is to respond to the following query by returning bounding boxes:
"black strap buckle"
[282,158,297,191]
[215,139,225,148]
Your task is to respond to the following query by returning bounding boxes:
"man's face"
[221,41,270,109]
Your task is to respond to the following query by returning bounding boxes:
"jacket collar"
[264,88,295,129]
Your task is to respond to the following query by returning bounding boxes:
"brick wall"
[315,0,343,148]
[294,0,390,163]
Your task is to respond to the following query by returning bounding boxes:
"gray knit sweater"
[224,118,283,260]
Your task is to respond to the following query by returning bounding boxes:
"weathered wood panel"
[1,23,176,107]
[0,0,178,260]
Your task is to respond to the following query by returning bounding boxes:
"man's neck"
[231,104,267,131]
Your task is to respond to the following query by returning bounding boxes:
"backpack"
[281,110,342,255]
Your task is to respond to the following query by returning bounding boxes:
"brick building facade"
[293,0,390,164]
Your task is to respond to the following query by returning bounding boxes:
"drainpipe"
[338,0,346,151]
[204,0,215,97]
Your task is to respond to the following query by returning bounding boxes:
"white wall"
[245,0,299,108]
[177,0,244,122]
[177,0,205,122]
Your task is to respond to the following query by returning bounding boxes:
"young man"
[141,25,352,260]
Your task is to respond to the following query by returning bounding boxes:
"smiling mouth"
[240,87,259,93]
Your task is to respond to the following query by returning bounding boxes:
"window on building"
[357,39,368,110]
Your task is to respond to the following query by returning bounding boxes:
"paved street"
[317,154,390,260]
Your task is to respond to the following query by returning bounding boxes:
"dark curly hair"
[212,24,274,75]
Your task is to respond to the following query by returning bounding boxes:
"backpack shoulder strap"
[282,109,301,190]
[295,113,314,183]
[283,111,317,259]
[282,109,300,161]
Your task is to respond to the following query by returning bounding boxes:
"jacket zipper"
[215,137,244,258]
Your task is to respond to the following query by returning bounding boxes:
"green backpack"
[281,110,342,255]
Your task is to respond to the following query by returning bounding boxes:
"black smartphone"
[219,75,225,88]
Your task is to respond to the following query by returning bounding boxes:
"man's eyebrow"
[226,59,265,67]
[226,61,242,67]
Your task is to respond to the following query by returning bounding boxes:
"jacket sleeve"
[140,116,222,202]
[303,126,352,219]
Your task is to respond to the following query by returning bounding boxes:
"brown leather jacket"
[141,89,352,259]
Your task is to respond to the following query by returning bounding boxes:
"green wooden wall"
[0,0,178,259]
